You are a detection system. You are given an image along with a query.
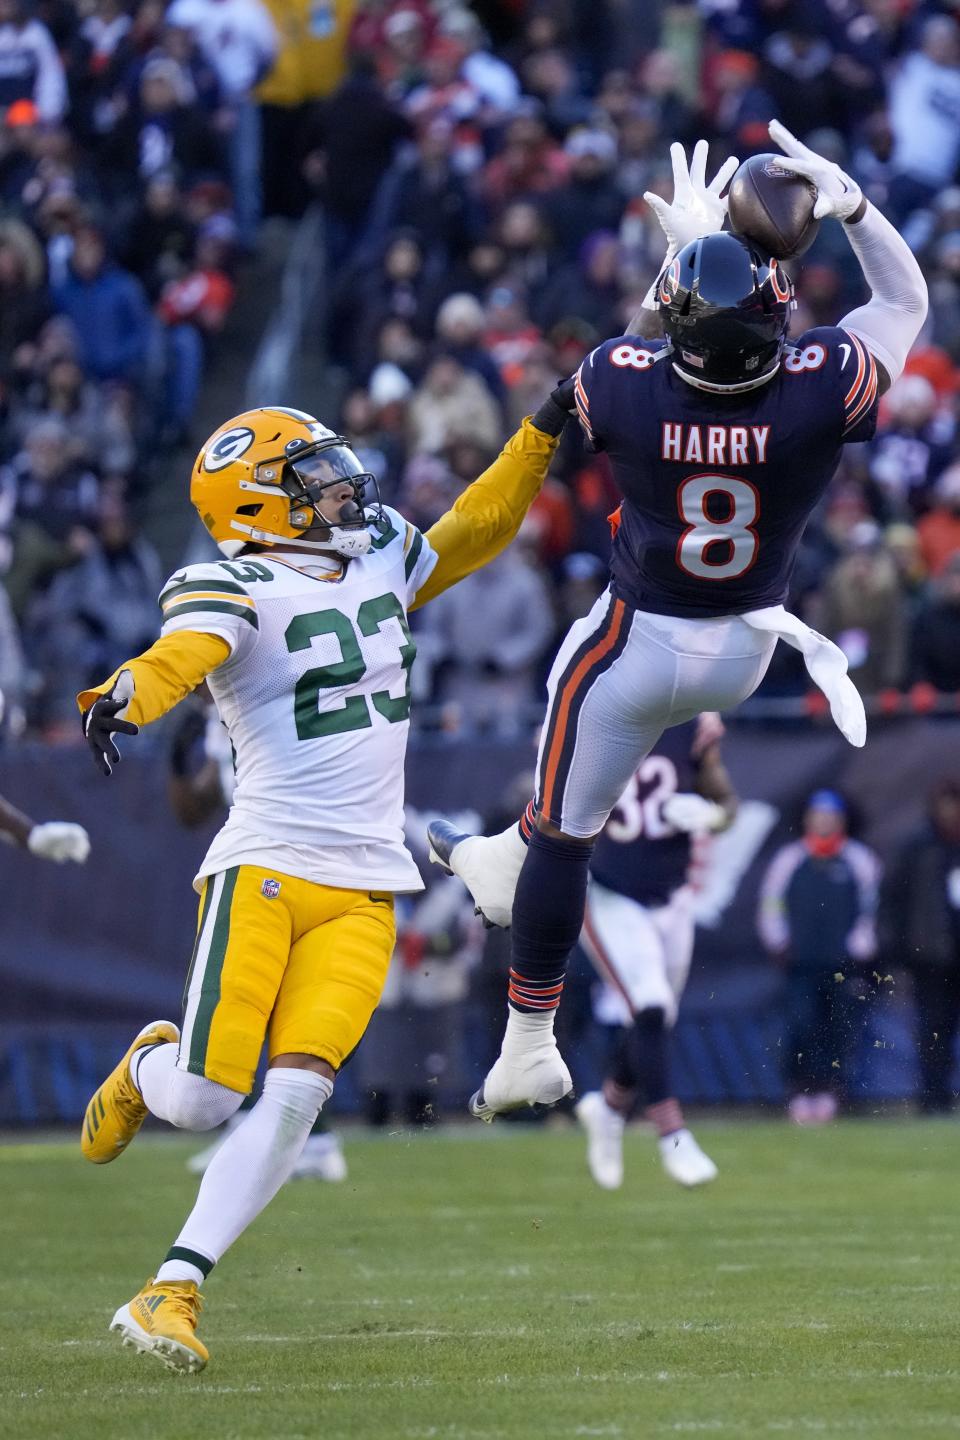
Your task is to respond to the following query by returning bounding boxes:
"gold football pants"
[177,866,396,1091]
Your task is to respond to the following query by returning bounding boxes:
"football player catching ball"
[430,122,928,1123]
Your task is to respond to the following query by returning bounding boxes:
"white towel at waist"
[739,605,866,748]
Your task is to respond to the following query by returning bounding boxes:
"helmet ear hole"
[236,503,263,516]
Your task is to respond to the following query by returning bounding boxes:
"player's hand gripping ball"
[726,152,820,261]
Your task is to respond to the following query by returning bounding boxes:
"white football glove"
[661,792,727,835]
[27,821,91,864]
[768,120,863,222]
[644,139,740,263]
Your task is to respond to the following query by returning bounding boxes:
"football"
[726,152,820,261]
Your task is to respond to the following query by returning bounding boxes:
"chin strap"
[229,520,373,557]
[670,360,782,395]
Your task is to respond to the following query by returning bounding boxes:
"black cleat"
[427,818,474,875]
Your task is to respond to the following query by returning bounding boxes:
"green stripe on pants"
[187,868,239,1076]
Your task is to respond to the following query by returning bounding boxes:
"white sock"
[136,1043,242,1131]
[155,1069,333,1286]
[502,1007,556,1052]
[134,1041,178,1114]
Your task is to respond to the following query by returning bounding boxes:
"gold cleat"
[81,1020,179,1164]
[110,1278,208,1373]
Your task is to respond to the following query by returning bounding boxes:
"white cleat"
[427,819,526,929]
[291,1131,348,1182]
[470,1043,573,1122]
[658,1128,718,1187]
[575,1090,625,1190]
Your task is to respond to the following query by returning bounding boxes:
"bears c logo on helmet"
[204,426,255,472]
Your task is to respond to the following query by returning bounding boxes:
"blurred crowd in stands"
[3,0,960,736]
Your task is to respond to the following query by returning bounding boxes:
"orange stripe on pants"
[541,599,626,823]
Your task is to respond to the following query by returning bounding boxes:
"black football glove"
[82,669,140,776]
[531,376,577,437]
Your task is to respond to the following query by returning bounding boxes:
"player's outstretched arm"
[769,120,927,392]
[410,396,570,610]
[77,631,230,776]
[0,793,90,863]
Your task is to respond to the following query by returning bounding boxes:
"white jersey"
[158,507,437,893]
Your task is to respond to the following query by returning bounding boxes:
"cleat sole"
[469,1084,574,1123]
[110,1307,206,1375]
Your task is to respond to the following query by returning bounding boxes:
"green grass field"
[1,1120,958,1440]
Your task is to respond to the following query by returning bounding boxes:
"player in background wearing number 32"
[73,393,571,1372]
[429,121,928,1122]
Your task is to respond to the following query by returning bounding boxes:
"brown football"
[726,152,820,261]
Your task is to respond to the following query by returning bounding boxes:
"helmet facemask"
[278,439,383,558]
[231,435,384,558]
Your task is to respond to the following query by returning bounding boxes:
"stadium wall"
[3,719,959,1123]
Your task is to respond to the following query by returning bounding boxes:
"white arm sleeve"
[839,202,928,383]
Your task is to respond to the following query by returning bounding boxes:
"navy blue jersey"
[575,326,879,618]
[590,713,724,906]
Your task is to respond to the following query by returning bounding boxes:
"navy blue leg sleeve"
[508,827,594,1013]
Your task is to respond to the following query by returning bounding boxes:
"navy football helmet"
[657,233,794,393]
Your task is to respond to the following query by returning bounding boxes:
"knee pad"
[165,1070,246,1132]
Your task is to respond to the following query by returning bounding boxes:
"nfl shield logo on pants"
[261,877,282,899]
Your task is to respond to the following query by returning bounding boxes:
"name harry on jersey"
[660,423,771,466]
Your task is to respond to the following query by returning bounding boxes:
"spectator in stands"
[883,777,960,1114]
[480,107,569,211]
[416,535,554,731]
[917,465,960,579]
[543,126,624,258]
[363,115,480,268]
[407,351,500,454]
[342,229,429,376]
[4,416,99,616]
[0,218,49,374]
[482,282,543,390]
[257,0,359,223]
[911,553,960,692]
[107,56,223,188]
[339,385,404,501]
[758,791,882,1125]
[868,374,953,519]
[13,355,135,477]
[27,491,161,725]
[536,230,623,336]
[166,0,278,248]
[0,0,66,124]
[433,292,504,404]
[708,48,773,156]
[51,226,152,390]
[300,56,409,268]
[155,227,236,444]
[122,171,196,301]
[816,521,907,693]
[440,9,519,122]
[888,16,960,222]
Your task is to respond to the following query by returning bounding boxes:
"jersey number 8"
[676,473,760,581]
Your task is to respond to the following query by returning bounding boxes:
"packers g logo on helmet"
[191,407,381,559]
[203,426,255,473]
